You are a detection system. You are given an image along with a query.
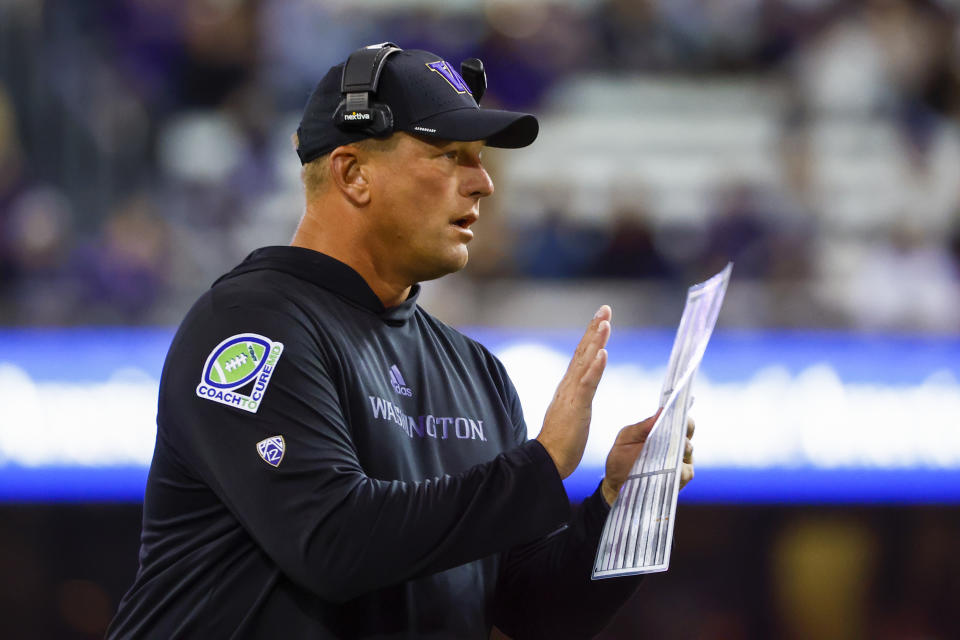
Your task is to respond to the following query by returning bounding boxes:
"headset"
[333,42,402,137]
[334,42,488,137]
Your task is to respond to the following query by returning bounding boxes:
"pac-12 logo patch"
[256,435,285,467]
[196,333,284,413]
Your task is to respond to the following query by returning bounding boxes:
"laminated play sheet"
[593,263,732,578]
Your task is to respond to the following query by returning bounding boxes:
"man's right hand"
[536,305,611,479]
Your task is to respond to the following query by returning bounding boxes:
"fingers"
[569,306,611,374]
[680,463,694,489]
[580,347,607,389]
[560,306,612,401]
[593,304,612,325]
[680,426,695,490]
[588,320,611,367]
[686,416,695,440]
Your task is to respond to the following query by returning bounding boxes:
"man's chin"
[417,251,469,283]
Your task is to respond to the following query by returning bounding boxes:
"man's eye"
[444,151,458,160]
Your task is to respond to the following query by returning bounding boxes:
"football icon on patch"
[256,436,285,467]
[203,334,272,389]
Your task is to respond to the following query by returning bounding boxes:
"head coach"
[107,43,696,639]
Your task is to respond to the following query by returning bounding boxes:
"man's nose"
[463,165,494,199]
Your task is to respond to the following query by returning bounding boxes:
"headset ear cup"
[332,101,394,137]
[373,103,393,137]
[333,100,365,130]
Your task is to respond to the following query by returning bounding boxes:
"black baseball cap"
[295,47,539,164]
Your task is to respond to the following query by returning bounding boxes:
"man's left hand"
[600,413,695,506]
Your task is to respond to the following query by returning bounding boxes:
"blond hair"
[292,132,399,199]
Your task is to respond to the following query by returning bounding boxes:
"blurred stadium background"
[2,0,959,637]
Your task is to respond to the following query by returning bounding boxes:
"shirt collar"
[216,246,421,325]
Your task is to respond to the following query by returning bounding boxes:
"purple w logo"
[425,61,472,95]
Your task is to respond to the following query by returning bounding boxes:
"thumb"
[615,408,662,446]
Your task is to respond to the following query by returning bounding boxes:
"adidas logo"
[389,364,413,397]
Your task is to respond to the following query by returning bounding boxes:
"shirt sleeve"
[492,483,644,640]
[161,296,572,603]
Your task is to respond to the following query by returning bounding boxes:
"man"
[108,44,695,639]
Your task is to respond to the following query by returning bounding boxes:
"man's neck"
[291,209,412,308]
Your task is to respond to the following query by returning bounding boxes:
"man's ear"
[329,145,371,207]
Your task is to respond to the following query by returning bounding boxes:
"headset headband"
[340,42,402,114]
[328,42,494,143]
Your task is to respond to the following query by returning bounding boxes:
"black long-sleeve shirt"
[108,246,640,639]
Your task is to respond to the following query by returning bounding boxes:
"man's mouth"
[452,213,479,229]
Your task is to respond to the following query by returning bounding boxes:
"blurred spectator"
[595,0,778,72]
[176,0,259,108]
[101,0,186,116]
[515,210,607,279]
[755,0,828,67]
[73,193,170,323]
[838,221,960,332]
[657,0,765,71]
[258,0,379,107]
[589,205,675,279]
[593,0,677,70]
[793,3,890,113]
[4,185,76,325]
[950,215,960,276]
[475,34,561,111]
[700,182,775,278]
[770,117,817,281]
[698,180,814,281]
[0,82,29,297]
[897,115,960,240]
[0,83,24,207]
